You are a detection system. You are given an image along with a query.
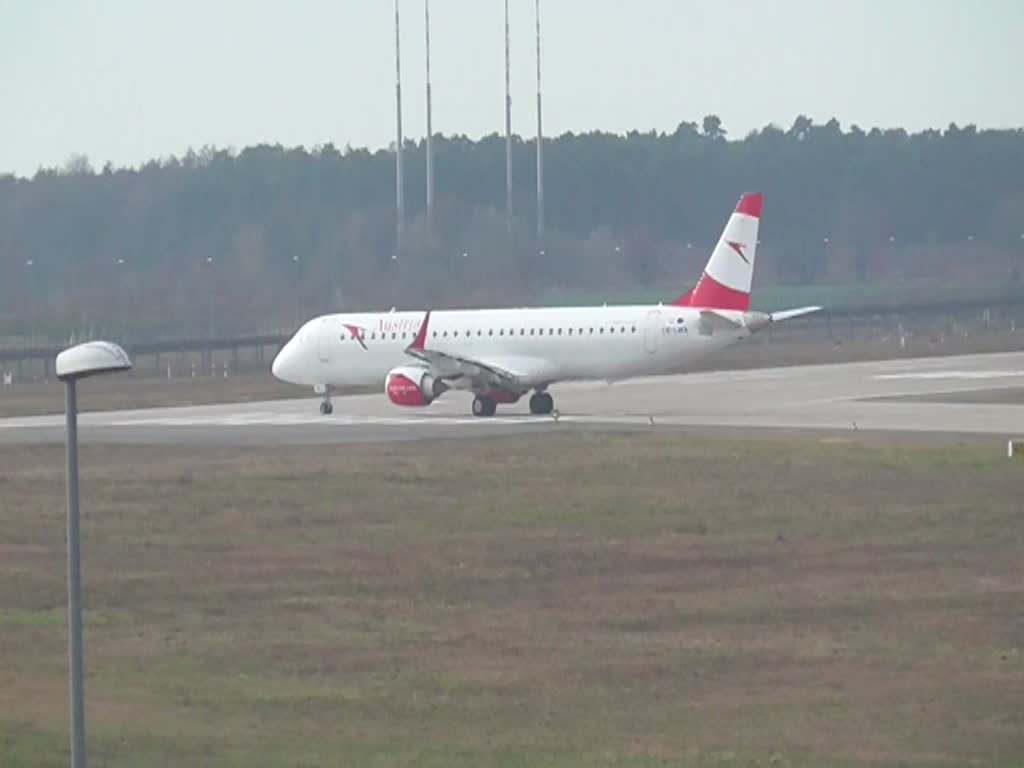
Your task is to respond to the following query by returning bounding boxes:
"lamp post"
[116,258,127,342]
[55,341,133,768]
[291,255,301,329]
[26,259,36,344]
[205,256,215,339]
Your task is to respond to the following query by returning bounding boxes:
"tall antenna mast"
[504,0,513,236]
[425,0,434,228]
[394,0,405,258]
[535,0,544,240]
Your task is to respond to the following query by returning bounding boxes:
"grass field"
[1,432,1022,767]
[873,387,1024,406]
[0,372,299,418]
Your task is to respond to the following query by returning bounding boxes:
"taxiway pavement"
[2,351,1023,446]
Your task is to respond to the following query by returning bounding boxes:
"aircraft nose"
[272,337,302,383]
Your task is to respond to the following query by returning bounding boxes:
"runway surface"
[2,351,1024,445]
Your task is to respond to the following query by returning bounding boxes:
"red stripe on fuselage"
[672,272,750,311]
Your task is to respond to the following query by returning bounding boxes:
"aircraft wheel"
[472,395,497,417]
[529,392,554,415]
[319,400,333,416]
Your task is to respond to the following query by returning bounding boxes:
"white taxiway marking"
[103,414,558,428]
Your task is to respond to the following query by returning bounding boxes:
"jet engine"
[385,365,448,407]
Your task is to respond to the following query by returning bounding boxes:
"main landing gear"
[529,391,554,415]
[472,394,497,417]
[470,390,554,418]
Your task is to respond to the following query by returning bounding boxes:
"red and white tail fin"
[673,192,762,311]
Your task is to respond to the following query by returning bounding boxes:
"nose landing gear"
[314,385,333,415]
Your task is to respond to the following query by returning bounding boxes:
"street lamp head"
[56,341,132,382]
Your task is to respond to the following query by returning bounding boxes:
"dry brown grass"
[0,432,1022,767]
[0,373,302,418]
[871,387,1024,405]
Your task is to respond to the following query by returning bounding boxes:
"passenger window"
[599,328,604,334]
[477,330,482,337]
[391,332,397,340]
[557,328,562,335]
[530,329,535,336]
[489,329,493,336]
[443,331,448,338]
[568,329,573,335]
[589,327,594,334]
[371,333,376,340]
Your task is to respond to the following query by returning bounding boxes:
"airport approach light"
[56,341,132,768]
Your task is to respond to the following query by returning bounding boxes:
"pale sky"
[2,0,1022,177]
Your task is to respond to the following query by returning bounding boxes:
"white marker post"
[55,341,132,768]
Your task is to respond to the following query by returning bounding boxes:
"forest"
[2,115,1023,341]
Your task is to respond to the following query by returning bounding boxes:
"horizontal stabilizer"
[770,306,822,323]
[699,309,745,334]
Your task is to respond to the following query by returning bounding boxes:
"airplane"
[272,192,820,416]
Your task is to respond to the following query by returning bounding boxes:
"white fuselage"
[272,304,749,392]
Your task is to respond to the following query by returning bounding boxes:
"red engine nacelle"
[385,366,447,407]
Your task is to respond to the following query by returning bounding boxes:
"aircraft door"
[644,309,661,353]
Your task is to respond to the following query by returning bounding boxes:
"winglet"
[408,310,431,351]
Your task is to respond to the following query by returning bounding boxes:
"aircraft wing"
[404,311,556,391]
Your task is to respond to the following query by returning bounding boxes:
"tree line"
[2,115,1023,342]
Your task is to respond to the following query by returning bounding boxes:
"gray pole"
[65,378,87,768]
[292,255,300,329]
[505,0,513,237]
[535,0,544,240]
[26,259,36,344]
[395,0,405,259]
[425,0,434,229]
[206,256,215,339]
